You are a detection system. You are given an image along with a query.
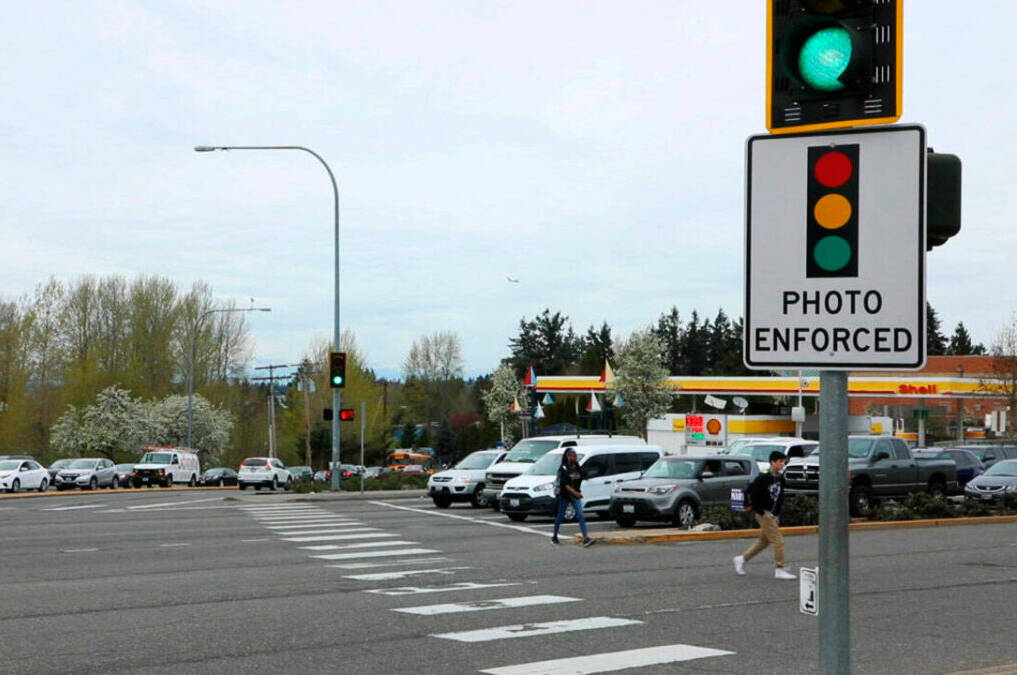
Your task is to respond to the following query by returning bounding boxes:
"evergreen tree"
[927,303,948,356]
[681,311,709,375]
[507,309,585,376]
[653,306,684,375]
[434,420,453,462]
[947,322,986,355]
[576,322,614,375]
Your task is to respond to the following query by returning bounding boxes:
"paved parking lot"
[3,490,1017,673]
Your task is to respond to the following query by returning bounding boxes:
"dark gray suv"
[609,455,758,528]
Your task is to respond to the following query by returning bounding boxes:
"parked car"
[132,448,200,488]
[609,455,759,528]
[201,467,238,486]
[963,459,1017,501]
[483,434,646,509]
[313,470,331,483]
[914,448,984,489]
[238,457,291,490]
[0,459,51,493]
[427,448,508,508]
[499,445,663,522]
[400,464,425,474]
[363,466,387,479]
[114,464,135,488]
[719,437,778,455]
[55,458,118,490]
[740,439,818,472]
[952,445,1017,470]
[47,458,75,482]
[336,464,364,478]
[288,466,313,481]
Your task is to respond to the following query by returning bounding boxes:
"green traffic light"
[798,27,852,91]
[813,236,852,272]
[332,376,343,385]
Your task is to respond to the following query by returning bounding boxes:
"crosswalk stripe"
[275,528,381,537]
[253,514,345,521]
[325,557,451,569]
[312,548,440,561]
[281,532,394,542]
[479,643,735,674]
[251,512,334,518]
[364,582,521,596]
[238,505,322,510]
[394,595,579,616]
[341,566,472,581]
[299,540,416,551]
[43,504,106,511]
[256,518,359,525]
[264,522,360,530]
[432,616,641,643]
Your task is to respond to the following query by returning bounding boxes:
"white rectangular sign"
[745,125,925,370]
[799,566,818,616]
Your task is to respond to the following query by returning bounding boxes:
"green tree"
[609,329,672,439]
[947,322,985,355]
[681,311,709,375]
[482,364,525,446]
[653,306,685,375]
[927,303,948,356]
[507,309,585,376]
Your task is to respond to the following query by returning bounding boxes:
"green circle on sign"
[814,236,852,271]
[798,27,852,91]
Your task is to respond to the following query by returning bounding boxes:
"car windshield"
[141,452,173,464]
[504,440,561,463]
[0,460,21,470]
[744,444,784,462]
[811,438,876,458]
[643,459,700,479]
[723,439,763,455]
[69,459,98,469]
[455,453,498,470]
[529,452,585,475]
[984,461,1017,477]
[51,459,73,469]
[242,458,269,467]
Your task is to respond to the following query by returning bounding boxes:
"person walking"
[734,450,796,580]
[551,448,595,547]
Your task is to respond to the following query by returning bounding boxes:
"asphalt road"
[2,490,1016,674]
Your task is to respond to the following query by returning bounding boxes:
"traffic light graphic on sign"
[767,0,901,133]
[329,351,347,389]
[807,144,859,278]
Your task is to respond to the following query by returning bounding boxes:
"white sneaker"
[775,568,796,580]
[733,555,746,575]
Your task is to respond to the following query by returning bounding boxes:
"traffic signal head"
[767,0,901,133]
[339,408,355,421]
[328,351,347,389]
[926,152,962,250]
[807,144,859,277]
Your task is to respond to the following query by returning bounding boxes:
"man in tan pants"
[734,451,796,580]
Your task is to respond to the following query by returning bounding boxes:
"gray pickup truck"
[784,435,957,516]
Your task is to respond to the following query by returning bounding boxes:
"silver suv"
[609,455,758,528]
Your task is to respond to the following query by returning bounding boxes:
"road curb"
[573,514,1017,545]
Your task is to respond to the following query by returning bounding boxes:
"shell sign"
[685,414,727,447]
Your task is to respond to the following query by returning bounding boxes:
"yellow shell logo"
[706,419,722,435]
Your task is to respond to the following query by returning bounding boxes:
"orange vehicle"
[385,451,435,473]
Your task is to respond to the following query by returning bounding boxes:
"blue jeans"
[553,495,588,539]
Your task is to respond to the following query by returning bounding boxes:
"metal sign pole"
[819,370,850,674]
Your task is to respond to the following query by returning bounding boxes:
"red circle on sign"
[814,151,853,188]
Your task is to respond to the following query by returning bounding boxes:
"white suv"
[238,457,291,491]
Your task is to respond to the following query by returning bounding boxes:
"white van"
[482,434,645,509]
[132,448,201,488]
[499,444,664,521]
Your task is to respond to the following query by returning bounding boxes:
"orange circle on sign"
[706,419,722,435]
[814,193,852,229]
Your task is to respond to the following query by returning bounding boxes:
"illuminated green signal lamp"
[767,0,901,134]
[329,351,347,389]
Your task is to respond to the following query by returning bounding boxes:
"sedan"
[0,459,51,493]
[964,459,1017,501]
[47,458,75,482]
[201,468,238,486]
[114,464,135,489]
[288,466,313,481]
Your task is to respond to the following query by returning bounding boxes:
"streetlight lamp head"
[194,145,217,152]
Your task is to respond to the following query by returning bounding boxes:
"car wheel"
[927,479,947,499]
[615,515,637,527]
[849,484,873,517]
[432,496,452,509]
[9,479,19,494]
[89,477,98,491]
[470,487,488,508]
[38,478,48,493]
[507,513,528,522]
[674,499,697,528]
[189,475,197,487]
[162,477,172,488]
[270,477,278,491]
[111,476,119,490]
[238,482,247,491]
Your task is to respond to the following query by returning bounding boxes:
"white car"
[238,457,291,491]
[427,449,507,508]
[0,459,50,493]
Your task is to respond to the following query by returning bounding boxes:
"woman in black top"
[551,448,594,547]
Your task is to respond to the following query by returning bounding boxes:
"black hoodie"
[746,470,786,516]
[555,454,582,499]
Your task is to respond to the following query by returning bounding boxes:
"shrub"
[872,499,916,521]
[960,496,993,518]
[998,492,1017,515]
[694,505,755,531]
[781,494,819,526]
[901,492,955,519]
[285,477,330,493]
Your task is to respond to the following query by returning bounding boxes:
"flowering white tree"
[482,364,525,446]
[609,329,673,439]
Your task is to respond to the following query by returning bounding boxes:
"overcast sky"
[3,1,1012,378]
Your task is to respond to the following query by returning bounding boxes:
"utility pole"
[296,360,317,469]
[253,363,298,459]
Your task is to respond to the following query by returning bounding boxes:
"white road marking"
[248,509,330,516]
[281,532,393,542]
[127,497,222,510]
[326,557,451,569]
[264,522,361,531]
[365,582,522,596]
[63,548,99,553]
[342,566,472,581]
[433,617,642,643]
[371,501,551,537]
[241,538,269,542]
[256,518,359,525]
[299,540,416,551]
[253,515,345,522]
[159,543,191,548]
[44,504,106,511]
[251,512,334,518]
[394,595,579,616]
[312,548,440,561]
[480,643,735,674]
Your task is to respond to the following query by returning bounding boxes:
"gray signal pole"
[819,371,850,674]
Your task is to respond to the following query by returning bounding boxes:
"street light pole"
[187,306,270,449]
[195,145,342,490]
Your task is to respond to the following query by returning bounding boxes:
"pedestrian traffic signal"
[767,0,901,133]
[339,408,355,421]
[807,144,859,277]
[328,351,347,389]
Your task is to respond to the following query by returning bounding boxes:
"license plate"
[509,499,519,507]
[622,504,635,513]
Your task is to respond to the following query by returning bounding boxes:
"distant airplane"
[506,276,520,283]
